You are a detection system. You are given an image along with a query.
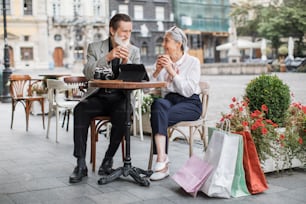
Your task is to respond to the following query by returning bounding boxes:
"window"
[52,0,61,17]
[24,0,33,15]
[118,4,128,15]
[20,47,33,60]
[155,6,164,20]
[93,0,102,16]
[134,5,143,20]
[73,0,82,16]
[54,34,62,41]
[187,34,201,49]
[141,42,148,56]
[74,46,84,60]
[155,37,164,55]
[24,35,30,41]
[0,0,11,15]
[93,33,102,42]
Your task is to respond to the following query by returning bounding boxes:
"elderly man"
[69,13,140,183]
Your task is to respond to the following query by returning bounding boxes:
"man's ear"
[110,27,115,36]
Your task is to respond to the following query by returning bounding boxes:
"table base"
[98,162,153,186]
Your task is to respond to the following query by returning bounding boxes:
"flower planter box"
[134,112,152,135]
[262,128,304,173]
[263,156,302,173]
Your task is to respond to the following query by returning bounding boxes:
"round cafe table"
[89,79,166,186]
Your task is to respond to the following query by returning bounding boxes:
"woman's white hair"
[166,26,188,52]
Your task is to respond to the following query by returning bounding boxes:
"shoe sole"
[69,173,88,183]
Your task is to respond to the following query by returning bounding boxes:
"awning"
[216,39,260,51]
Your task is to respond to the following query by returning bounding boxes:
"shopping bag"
[231,136,250,197]
[237,131,268,194]
[172,155,213,197]
[201,129,240,198]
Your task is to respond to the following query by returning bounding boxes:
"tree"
[231,0,306,57]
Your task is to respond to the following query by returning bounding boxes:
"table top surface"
[89,80,167,90]
[38,74,71,78]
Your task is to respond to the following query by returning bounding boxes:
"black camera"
[94,68,114,80]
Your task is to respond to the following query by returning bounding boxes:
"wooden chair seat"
[9,74,45,131]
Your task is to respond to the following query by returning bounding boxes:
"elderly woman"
[149,26,202,181]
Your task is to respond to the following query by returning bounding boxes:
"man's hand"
[106,46,129,64]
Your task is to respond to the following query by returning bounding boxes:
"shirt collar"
[174,53,186,66]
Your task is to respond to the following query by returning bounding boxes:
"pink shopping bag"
[172,155,213,197]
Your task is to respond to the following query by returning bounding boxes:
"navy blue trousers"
[150,93,202,154]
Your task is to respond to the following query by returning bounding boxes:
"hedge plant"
[245,74,290,126]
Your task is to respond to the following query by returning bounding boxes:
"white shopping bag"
[201,129,240,198]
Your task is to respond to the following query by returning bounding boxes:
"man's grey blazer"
[83,38,141,96]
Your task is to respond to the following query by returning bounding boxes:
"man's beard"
[114,32,130,47]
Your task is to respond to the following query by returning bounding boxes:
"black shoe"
[98,158,114,176]
[69,166,88,183]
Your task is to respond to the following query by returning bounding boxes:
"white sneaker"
[153,156,169,172]
[150,168,170,181]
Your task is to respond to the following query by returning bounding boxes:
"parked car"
[285,57,306,71]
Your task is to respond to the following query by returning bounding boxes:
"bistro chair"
[9,74,46,131]
[90,116,126,172]
[62,76,88,131]
[148,81,210,170]
[46,79,78,142]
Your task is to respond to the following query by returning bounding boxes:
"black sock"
[77,158,86,168]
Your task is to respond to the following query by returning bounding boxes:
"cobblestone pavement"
[0,70,305,203]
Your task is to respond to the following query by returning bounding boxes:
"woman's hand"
[159,55,177,79]
[153,55,168,78]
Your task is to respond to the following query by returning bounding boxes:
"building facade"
[173,0,231,63]
[47,0,109,71]
[0,0,49,69]
[0,0,110,70]
[1,0,235,70]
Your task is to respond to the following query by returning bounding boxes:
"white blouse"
[150,53,201,98]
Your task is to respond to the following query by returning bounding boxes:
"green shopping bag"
[231,136,250,197]
[207,126,250,198]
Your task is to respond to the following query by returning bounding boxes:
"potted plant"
[138,92,162,134]
[31,81,48,115]
[217,74,305,172]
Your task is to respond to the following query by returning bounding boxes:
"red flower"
[302,106,306,114]
[279,134,285,140]
[242,101,248,107]
[261,104,268,112]
[261,127,268,135]
[272,123,278,128]
[229,104,234,109]
[232,97,236,102]
[251,110,262,118]
[242,121,249,127]
[239,107,243,112]
[298,137,303,145]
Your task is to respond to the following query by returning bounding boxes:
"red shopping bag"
[237,131,268,194]
[172,155,213,197]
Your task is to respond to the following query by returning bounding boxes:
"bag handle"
[220,119,231,132]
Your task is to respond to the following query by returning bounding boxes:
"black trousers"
[73,89,127,161]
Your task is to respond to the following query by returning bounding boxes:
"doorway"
[53,47,64,67]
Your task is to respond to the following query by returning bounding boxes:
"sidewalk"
[0,72,306,204]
